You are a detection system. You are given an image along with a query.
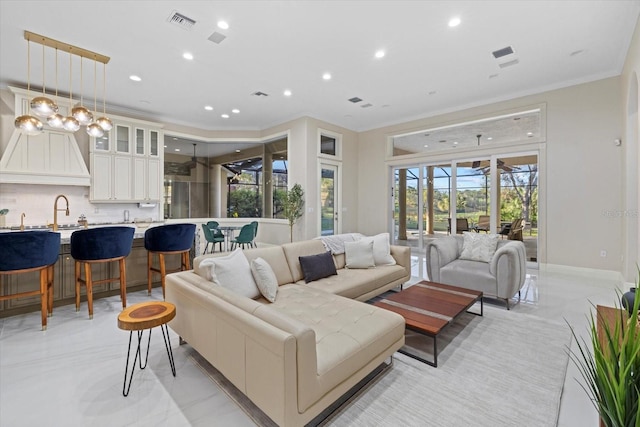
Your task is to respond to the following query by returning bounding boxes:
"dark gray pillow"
[299,251,337,283]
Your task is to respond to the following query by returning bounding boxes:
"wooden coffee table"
[374,281,483,367]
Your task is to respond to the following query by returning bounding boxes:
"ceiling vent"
[167,11,196,30]
[251,91,269,97]
[498,59,520,68]
[208,31,227,44]
[348,97,362,103]
[361,103,373,108]
[492,46,514,59]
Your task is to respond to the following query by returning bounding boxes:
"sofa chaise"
[165,238,410,426]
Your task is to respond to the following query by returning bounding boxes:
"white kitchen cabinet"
[90,115,163,203]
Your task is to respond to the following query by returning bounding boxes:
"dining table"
[215,225,243,251]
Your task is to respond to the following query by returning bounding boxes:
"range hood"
[0,87,90,186]
[0,128,90,186]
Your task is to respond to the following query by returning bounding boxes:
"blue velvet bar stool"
[0,231,60,330]
[144,223,196,299]
[70,227,135,319]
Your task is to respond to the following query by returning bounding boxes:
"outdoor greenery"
[283,183,305,242]
[395,166,538,234]
[568,272,640,427]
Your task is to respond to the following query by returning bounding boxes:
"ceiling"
[1,1,639,138]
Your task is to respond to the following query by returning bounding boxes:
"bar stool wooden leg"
[159,253,166,299]
[75,261,81,312]
[147,252,153,296]
[39,268,48,331]
[119,258,127,308]
[47,264,54,317]
[85,263,94,320]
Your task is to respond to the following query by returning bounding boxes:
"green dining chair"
[230,224,255,250]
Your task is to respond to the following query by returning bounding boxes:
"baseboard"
[539,263,624,282]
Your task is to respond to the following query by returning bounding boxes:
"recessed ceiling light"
[173,137,178,140]
[183,52,194,60]
[235,149,241,153]
[163,145,167,148]
[322,73,332,80]
[231,109,240,114]
[217,20,229,30]
[284,89,292,97]
[487,137,493,141]
[221,114,229,118]
[375,50,385,59]
[423,144,429,148]
[453,141,459,145]
[527,132,533,136]
[448,17,461,27]
[174,148,180,152]
[204,105,213,111]
[129,75,142,82]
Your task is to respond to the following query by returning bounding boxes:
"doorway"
[392,152,538,264]
[320,163,340,236]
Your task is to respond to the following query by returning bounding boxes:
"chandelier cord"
[41,42,46,94]
[103,63,107,115]
[26,40,31,93]
[93,57,98,113]
[68,52,73,109]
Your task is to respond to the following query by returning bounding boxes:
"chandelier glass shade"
[31,96,58,118]
[15,31,112,136]
[46,112,64,128]
[15,115,44,136]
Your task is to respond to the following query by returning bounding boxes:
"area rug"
[190,305,572,427]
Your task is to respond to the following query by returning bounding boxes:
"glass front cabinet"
[90,115,163,203]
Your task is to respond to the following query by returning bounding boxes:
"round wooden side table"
[117,301,176,396]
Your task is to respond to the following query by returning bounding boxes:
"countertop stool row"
[0,223,196,329]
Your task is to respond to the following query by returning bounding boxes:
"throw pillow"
[344,240,375,269]
[199,249,260,298]
[250,257,278,302]
[360,232,396,265]
[459,232,499,262]
[298,251,337,283]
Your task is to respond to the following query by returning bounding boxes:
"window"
[318,129,342,159]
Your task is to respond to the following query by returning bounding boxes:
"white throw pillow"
[360,233,396,266]
[344,240,375,269]
[459,232,499,262]
[198,249,260,298]
[250,257,278,302]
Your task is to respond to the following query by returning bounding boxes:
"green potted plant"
[283,183,304,242]
[568,271,640,427]
[0,209,8,227]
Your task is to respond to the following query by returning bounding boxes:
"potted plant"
[568,271,640,427]
[283,183,304,242]
[0,209,8,227]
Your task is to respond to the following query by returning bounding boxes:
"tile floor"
[0,257,627,426]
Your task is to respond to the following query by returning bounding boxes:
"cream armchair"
[426,235,526,309]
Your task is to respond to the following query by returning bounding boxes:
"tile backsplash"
[0,184,161,227]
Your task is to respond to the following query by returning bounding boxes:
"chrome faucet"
[20,212,26,231]
[52,194,69,231]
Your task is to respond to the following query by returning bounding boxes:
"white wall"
[621,15,640,281]
[357,77,625,273]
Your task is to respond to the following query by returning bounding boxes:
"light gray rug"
[191,305,571,427]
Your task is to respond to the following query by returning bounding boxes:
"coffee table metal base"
[399,300,483,367]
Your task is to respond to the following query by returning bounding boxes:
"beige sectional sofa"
[165,239,411,427]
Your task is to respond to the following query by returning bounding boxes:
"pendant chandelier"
[15,31,112,136]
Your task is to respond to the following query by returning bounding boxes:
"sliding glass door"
[392,152,538,264]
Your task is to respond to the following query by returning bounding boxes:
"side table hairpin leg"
[160,323,176,376]
[122,329,152,397]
